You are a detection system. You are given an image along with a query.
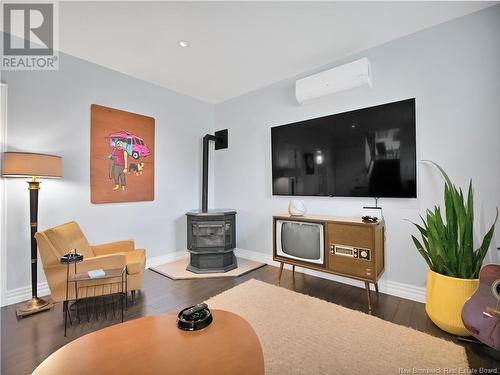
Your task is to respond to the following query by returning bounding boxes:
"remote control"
[182,303,208,318]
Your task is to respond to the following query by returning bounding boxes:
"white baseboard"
[146,251,188,269]
[6,281,50,306]
[4,248,425,307]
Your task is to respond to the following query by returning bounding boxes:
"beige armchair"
[35,221,146,302]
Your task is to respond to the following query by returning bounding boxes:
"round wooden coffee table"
[33,310,264,375]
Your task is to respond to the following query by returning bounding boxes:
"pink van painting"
[109,131,150,160]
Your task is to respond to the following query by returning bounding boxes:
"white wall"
[2,53,214,293]
[214,6,500,289]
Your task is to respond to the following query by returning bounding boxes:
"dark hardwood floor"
[1,265,498,374]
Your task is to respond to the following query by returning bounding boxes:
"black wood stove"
[186,130,237,273]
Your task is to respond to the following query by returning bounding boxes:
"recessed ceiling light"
[179,40,190,48]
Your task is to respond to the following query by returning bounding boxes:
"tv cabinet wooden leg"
[278,262,284,284]
[364,281,372,312]
[374,282,379,294]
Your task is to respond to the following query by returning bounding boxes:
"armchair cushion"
[77,254,127,274]
[92,240,135,256]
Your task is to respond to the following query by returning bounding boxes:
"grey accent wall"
[3,53,214,291]
[213,6,500,288]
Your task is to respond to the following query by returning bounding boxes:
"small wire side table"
[61,253,127,336]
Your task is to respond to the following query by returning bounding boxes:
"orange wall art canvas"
[91,104,155,203]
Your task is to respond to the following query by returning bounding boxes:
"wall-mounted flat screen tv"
[271,98,416,198]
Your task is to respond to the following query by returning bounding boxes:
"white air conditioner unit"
[295,58,371,105]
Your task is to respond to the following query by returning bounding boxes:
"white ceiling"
[59,2,494,103]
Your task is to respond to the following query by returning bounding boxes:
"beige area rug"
[150,257,265,280]
[206,279,469,375]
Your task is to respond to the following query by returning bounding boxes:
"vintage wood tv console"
[273,214,385,310]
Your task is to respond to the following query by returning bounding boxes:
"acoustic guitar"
[461,264,500,351]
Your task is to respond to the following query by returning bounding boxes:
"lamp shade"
[2,152,62,178]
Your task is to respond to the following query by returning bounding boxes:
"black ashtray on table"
[177,303,213,331]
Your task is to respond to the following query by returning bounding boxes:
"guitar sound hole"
[492,279,500,300]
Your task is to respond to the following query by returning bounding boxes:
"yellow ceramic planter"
[425,270,479,336]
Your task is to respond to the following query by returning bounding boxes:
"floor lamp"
[2,152,62,317]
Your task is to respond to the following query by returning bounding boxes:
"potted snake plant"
[411,162,497,336]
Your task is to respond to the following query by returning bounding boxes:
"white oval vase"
[288,200,307,216]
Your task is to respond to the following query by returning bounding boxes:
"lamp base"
[16,297,53,318]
